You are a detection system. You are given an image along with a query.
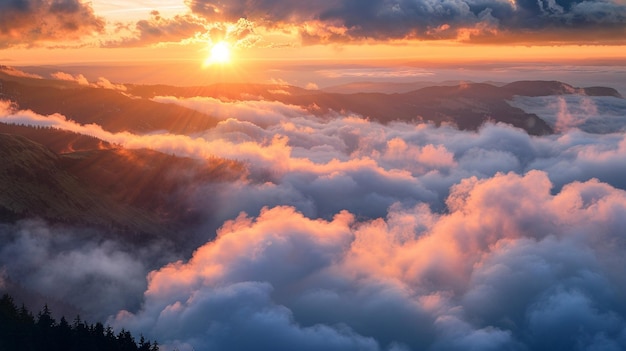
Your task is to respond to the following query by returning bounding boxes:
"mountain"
[0,123,114,153]
[0,71,220,134]
[0,126,245,242]
[501,80,623,98]
[2,69,622,137]
[126,80,622,136]
[320,80,509,94]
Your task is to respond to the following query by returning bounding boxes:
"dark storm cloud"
[187,0,626,43]
[0,0,104,48]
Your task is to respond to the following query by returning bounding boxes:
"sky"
[1,0,626,66]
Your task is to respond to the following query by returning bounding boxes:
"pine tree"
[0,295,159,351]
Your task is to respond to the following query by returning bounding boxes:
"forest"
[0,294,158,351]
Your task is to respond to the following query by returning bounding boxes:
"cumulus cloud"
[0,0,104,48]
[113,171,626,351]
[4,94,626,219]
[0,219,170,321]
[186,0,626,44]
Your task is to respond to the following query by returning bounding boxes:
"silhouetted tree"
[0,294,159,351]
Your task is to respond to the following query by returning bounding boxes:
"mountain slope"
[0,123,114,153]
[0,129,245,241]
[0,72,220,134]
[0,133,162,235]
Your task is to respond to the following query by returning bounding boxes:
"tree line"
[0,294,158,351]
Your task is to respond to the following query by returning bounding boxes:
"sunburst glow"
[206,41,231,65]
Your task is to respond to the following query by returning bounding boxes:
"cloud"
[0,65,42,79]
[185,0,626,44]
[105,13,260,49]
[305,82,319,90]
[4,94,626,220]
[211,18,262,48]
[3,82,626,350]
[50,71,127,91]
[105,11,208,47]
[0,219,163,321]
[51,71,90,86]
[95,77,127,91]
[112,170,626,351]
[153,95,308,127]
[509,95,626,133]
[0,0,104,48]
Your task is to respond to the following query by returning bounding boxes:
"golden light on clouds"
[0,0,625,65]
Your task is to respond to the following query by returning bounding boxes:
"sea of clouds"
[1,92,626,351]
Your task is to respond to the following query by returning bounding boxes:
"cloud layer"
[0,219,164,321]
[3,88,626,350]
[510,95,626,133]
[3,93,626,218]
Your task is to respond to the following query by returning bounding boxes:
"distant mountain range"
[2,68,622,136]
[125,80,622,136]
[0,68,623,238]
[321,80,508,94]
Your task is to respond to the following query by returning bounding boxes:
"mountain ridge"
[126,80,622,135]
[0,128,245,243]
[2,69,622,136]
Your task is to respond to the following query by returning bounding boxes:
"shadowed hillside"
[0,123,114,153]
[0,128,245,242]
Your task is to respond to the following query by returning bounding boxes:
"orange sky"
[1,0,626,66]
[5,41,626,67]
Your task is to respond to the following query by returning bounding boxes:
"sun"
[205,41,231,65]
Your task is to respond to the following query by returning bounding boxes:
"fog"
[510,95,626,134]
